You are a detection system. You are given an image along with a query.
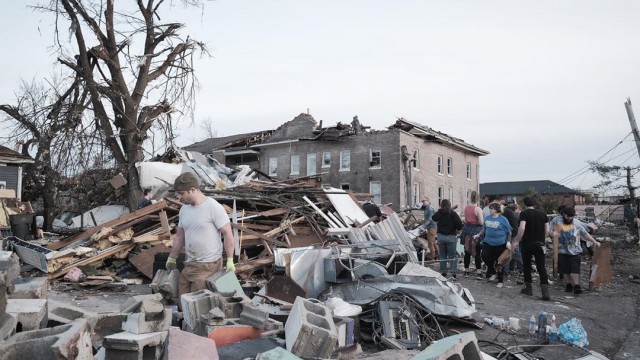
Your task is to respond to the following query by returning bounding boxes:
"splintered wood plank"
[159,210,170,235]
[48,242,136,279]
[589,241,613,290]
[48,200,170,250]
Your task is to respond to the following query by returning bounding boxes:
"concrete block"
[206,269,243,295]
[150,269,179,304]
[122,309,172,334]
[332,315,355,347]
[239,304,283,331]
[163,326,218,360]
[181,289,217,331]
[285,297,338,359]
[103,330,167,360]
[0,318,93,360]
[120,293,164,313]
[6,298,48,331]
[87,313,128,348]
[10,277,48,299]
[212,292,245,319]
[256,346,302,360]
[410,331,482,360]
[48,299,96,325]
[139,300,165,315]
[0,251,20,290]
[0,313,17,342]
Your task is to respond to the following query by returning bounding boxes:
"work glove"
[226,257,236,272]
[165,257,177,271]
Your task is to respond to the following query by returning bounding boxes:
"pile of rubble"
[0,176,501,359]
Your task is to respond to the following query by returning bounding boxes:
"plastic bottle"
[548,314,558,340]
[538,312,547,339]
[528,315,536,334]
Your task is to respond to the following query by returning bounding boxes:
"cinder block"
[206,269,243,295]
[122,309,172,334]
[150,270,179,304]
[285,297,338,359]
[256,346,302,360]
[410,331,482,360]
[139,300,165,315]
[120,293,164,313]
[6,299,48,331]
[10,277,48,299]
[239,304,283,331]
[180,289,217,331]
[48,299,96,325]
[163,326,218,360]
[0,252,20,291]
[212,292,245,319]
[332,316,355,347]
[0,313,17,342]
[87,312,128,348]
[0,318,93,360]
[103,330,167,360]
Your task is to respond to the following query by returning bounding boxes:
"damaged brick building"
[186,113,489,209]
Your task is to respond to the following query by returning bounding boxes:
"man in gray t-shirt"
[167,172,235,299]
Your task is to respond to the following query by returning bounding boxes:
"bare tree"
[38,0,208,209]
[0,76,100,230]
[198,117,218,141]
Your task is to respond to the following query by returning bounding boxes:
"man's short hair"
[523,197,536,207]
[562,207,576,217]
[173,172,200,191]
[422,197,430,202]
[143,189,152,196]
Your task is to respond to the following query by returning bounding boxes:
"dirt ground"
[46,225,640,359]
[462,225,640,360]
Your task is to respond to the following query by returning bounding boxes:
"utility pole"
[624,98,640,160]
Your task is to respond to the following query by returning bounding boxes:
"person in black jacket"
[432,199,463,279]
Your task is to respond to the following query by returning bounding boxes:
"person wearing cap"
[166,172,236,298]
[419,197,439,262]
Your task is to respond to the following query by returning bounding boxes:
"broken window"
[290,155,300,175]
[437,155,443,174]
[413,149,419,169]
[370,181,382,204]
[447,157,453,176]
[268,157,277,176]
[340,150,350,171]
[322,152,331,168]
[307,153,317,176]
[466,162,471,179]
[370,147,381,168]
[340,183,350,190]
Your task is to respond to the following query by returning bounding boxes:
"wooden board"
[589,241,613,290]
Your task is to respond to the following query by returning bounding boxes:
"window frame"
[412,182,420,207]
[340,150,351,171]
[370,181,382,205]
[437,186,444,206]
[466,162,471,180]
[322,152,331,168]
[370,147,381,169]
[437,155,444,175]
[268,157,278,177]
[306,153,317,176]
[447,157,453,176]
[290,154,300,175]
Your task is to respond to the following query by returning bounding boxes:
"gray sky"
[1,1,638,195]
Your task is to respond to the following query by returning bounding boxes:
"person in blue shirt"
[138,189,154,209]
[474,202,512,288]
